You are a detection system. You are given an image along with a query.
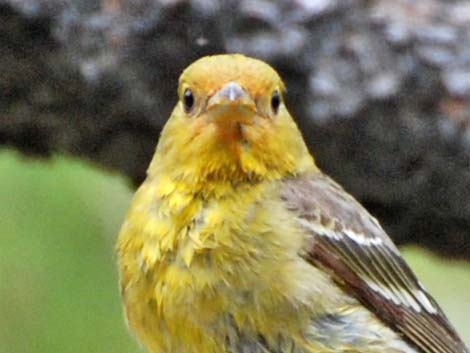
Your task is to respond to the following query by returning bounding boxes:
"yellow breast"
[117,174,346,353]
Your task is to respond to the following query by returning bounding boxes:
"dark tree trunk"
[1,0,469,259]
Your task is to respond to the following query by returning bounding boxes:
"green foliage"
[0,150,468,352]
[0,150,137,353]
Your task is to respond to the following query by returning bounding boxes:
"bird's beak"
[207,81,257,117]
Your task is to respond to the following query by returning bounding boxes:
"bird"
[116,54,469,353]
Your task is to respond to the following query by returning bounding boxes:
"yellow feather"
[117,54,412,353]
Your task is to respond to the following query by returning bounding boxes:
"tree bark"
[1,0,469,259]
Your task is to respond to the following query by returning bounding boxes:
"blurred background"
[1,0,470,352]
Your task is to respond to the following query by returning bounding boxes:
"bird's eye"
[271,90,281,114]
[183,88,195,113]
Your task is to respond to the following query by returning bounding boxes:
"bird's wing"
[280,172,469,353]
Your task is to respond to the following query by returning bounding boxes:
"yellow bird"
[116,54,468,353]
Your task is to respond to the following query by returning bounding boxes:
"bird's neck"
[147,107,318,193]
[147,148,316,198]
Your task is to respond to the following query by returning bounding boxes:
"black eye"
[271,90,281,114]
[183,88,194,113]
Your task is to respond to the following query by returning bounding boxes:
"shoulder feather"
[280,172,469,353]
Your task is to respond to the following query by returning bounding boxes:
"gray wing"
[281,172,469,353]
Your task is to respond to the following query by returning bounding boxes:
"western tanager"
[117,54,468,353]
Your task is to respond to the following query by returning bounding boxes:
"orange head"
[150,54,315,185]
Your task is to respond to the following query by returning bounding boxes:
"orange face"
[177,54,285,149]
[154,54,310,183]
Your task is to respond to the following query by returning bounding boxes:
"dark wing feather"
[280,172,469,353]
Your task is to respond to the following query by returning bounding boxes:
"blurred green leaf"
[0,150,137,353]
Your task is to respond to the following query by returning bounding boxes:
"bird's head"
[150,54,315,186]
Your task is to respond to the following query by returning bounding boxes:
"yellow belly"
[117,178,411,353]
